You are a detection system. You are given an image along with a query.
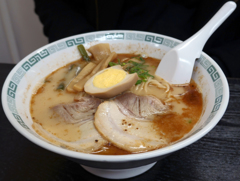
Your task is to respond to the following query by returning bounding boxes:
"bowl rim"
[1,30,230,162]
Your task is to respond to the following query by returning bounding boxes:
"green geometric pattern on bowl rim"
[6,32,223,132]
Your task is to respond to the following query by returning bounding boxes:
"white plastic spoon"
[155,1,236,85]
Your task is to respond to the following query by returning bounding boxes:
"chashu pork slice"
[95,101,168,153]
[115,92,169,120]
[52,96,102,124]
[33,120,108,153]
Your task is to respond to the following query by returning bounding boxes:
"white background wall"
[0,0,48,64]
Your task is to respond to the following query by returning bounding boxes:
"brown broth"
[153,81,202,143]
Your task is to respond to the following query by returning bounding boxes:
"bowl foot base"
[81,162,156,179]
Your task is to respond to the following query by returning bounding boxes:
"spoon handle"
[180,1,237,58]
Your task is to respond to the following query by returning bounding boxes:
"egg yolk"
[93,68,126,88]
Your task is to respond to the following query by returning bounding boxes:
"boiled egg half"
[84,65,138,98]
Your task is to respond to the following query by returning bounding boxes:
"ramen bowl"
[1,30,229,179]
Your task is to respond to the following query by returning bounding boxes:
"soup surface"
[31,47,203,155]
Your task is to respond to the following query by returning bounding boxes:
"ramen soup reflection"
[31,52,203,155]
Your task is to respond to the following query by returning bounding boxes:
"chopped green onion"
[69,64,75,71]
[109,62,118,66]
[57,83,65,90]
[131,55,146,63]
[135,80,142,85]
[118,59,121,64]
[108,55,154,85]
[139,57,145,63]
[77,44,91,62]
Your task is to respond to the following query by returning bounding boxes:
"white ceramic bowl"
[1,30,229,179]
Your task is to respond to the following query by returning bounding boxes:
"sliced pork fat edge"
[94,101,168,153]
[33,120,108,153]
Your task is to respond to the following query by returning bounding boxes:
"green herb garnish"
[69,64,75,71]
[108,56,154,85]
[135,80,142,85]
[131,55,146,63]
[109,62,118,66]
[77,44,91,62]
[56,83,65,90]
